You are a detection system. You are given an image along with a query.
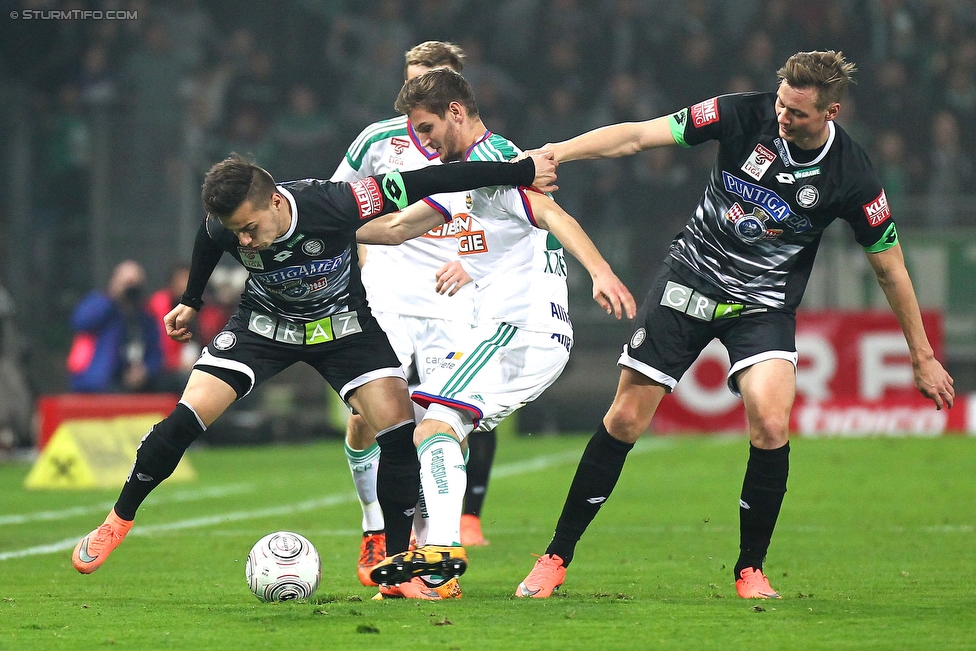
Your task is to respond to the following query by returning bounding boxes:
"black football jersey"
[665,92,897,311]
[204,178,384,322]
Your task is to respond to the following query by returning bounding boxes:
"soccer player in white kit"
[330,42,494,586]
[358,68,637,599]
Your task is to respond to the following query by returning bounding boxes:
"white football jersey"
[331,115,475,323]
[426,132,572,338]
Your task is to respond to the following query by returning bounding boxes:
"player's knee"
[603,406,647,444]
[748,411,790,447]
[345,413,374,449]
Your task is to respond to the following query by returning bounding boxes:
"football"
[245,531,321,602]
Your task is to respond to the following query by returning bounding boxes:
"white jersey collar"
[781,121,835,167]
[274,185,299,242]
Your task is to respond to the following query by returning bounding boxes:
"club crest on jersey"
[741,144,776,181]
[238,247,264,270]
[725,202,783,243]
[301,239,324,256]
[863,190,891,226]
[212,331,237,350]
[796,185,820,208]
[631,327,646,349]
[690,97,719,127]
[465,192,473,210]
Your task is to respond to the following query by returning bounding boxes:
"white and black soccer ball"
[245,531,321,602]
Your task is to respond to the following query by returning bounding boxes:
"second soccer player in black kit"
[516,50,955,599]
[71,151,557,575]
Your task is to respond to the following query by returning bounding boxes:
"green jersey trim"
[439,323,517,398]
[863,222,899,253]
[668,109,692,148]
[345,116,409,171]
[469,134,519,163]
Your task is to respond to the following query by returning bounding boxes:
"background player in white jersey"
[514,50,955,600]
[357,68,637,599]
[330,42,498,586]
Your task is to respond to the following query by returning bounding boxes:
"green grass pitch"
[1,433,975,650]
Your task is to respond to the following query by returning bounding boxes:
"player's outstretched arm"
[533,115,675,164]
[527,191,636,320]
[356,201,444,245]
[866,244,955,409]
[384,153,556,210]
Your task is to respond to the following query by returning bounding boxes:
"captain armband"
[863,222,899,253]
[667,109,692,148]
[380,170,408,211]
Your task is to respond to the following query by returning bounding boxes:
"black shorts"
[620,263,797,395]
[193,308,404,401]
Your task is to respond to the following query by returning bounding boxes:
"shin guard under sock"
[734,442,790,577]
[463,428,496,517]
[547,423,634,567]
[375,421,420,555]
[114,402,205,521]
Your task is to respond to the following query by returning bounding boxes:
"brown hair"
[777,50,857,110]
[403,41,465,79]
[395,68,479,118]
[201,153,277,219]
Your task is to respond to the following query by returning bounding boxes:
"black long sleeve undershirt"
[396,156,536,205]
[180,221,223,309]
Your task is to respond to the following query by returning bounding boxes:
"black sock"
[114,402,205,521]
[463,428,496,517]
[734,442,790,578]
[375,421,420,555]
[546,423,634,567]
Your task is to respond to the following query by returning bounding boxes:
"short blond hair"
[404,41,465,79]
[777,50,857,110]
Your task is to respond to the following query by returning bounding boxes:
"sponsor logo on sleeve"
[690,97,719,127]
[350,177,384,219]
[862,190,891,226]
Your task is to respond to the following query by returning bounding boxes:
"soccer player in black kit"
[515,51,955,599]
[71,151,557,575]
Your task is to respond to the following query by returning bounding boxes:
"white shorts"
[412,322,571,437]
[372,311,472,389]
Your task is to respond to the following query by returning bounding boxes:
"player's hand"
[914,356,955,410]
[165,303,198,342]
[435,261,472,296]
[527,150,558,193]
[591,270,637,320]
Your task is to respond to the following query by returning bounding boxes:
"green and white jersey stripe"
[329,116,473,322]
[438,323,518,399]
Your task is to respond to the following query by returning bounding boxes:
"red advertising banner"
[651,310,970,435]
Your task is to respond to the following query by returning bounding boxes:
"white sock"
[345,442,384,532]
[417,433,466,546]
[413,485,429,547]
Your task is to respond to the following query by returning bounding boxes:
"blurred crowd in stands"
[1,0,975,394]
